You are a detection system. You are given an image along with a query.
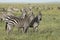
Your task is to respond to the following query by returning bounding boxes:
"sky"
[0,0,60,3]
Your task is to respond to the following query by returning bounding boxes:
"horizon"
[0,0,60,3]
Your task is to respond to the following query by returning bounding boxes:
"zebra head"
[21,8,27,19]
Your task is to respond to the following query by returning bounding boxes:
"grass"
[0,3,60,40]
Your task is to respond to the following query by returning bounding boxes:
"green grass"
[0,3,60,40]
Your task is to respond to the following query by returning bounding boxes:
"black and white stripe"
[29,12,42,32]
[4,15,19,24]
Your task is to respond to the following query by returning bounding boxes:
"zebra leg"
[18,27,20,32]
[18,27,22,32]
[23,26,29,33]
[33,26,38,32]
[33,22,38,32]
[23,22,29,33]
[7,23,13,34]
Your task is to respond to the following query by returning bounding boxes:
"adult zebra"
[29,11,42,32]
[4,12,34,34]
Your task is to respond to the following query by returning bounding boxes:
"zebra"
[4,12,34,34]
[4,8,34,33]
[29,11,42,32]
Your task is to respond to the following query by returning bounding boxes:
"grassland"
[0,3,60,40]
